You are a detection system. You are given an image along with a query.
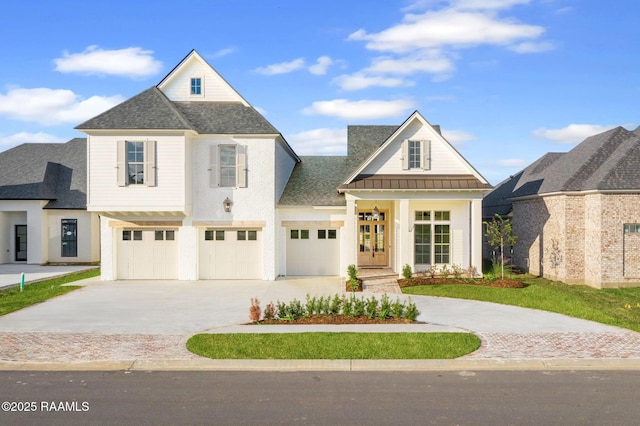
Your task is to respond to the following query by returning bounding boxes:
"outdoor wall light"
[223,197,232,213]
[372,206,380,221]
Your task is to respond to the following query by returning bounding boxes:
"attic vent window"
[190,77,202,95]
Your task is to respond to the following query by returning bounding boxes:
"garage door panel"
[199,229,262,279]
[286,228,340,276]
[117,229,179,280]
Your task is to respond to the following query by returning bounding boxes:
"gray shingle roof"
[0,138,87,209]
[76,87,191,130]
[483,126,640,218]
[76,87,278,135]
[278,125,397,206]
[278,156,349,206]
[172,102,278,134]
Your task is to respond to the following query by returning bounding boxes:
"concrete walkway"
[0,263,98,289]
[1,275,639,370]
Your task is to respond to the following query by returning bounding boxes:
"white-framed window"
[209,144,247,188]
[317,229,337,239]
[402,139,431,170]
[117,140,156,187]
[190,77,202,95]
[414,210,450,265]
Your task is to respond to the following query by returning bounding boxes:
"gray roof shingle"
[278,156,349,206]
[76,87,279,135]
[0,138,87,209]
[483,126,640,218]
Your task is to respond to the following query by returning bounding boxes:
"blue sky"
[0,0,638,184]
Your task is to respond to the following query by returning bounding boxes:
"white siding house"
[74,49,491,281]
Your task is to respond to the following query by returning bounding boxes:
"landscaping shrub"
[402,264,412,279]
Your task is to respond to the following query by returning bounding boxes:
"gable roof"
[483,126,640,218]
[338,111,491,191]
[0,138,87,209]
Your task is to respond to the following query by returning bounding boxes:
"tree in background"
[484,214,518,280]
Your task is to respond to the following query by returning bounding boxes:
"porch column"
[398,198,410,273]
[343,197,357,275]
[470,199,483,275]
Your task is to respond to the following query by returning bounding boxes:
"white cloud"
[349,9,545,53]
[0,131,66,147]
[333,73,412,91]
[254,58,306,75]
[54,46,162,78]
[303,98,414,120]
[0,87,124,125]
[496,158,528,167]
[532,124,617,144]
[287,128,347,155]
[211,47,236,58]
[344,1,550,89]
[308,56,334,75]
[441,129,475,145]
[509,41,554,53]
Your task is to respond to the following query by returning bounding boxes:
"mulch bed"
[252,314,417,325]
[398,277,526,288]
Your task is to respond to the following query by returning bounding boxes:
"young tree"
[484,214,518,280]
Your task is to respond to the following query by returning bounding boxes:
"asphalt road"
[2,370,640,425]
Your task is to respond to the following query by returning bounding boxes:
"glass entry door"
[357,211,387,267]
[15,225,27,261]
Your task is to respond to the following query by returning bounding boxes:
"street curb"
[2,358,640,372]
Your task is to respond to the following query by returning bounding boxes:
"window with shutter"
[210,144,247,188]
[117,140,157,186]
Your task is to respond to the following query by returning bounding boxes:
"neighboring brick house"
[483,126,640,288]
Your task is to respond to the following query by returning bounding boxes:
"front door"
[15,225,27,261]
[357,210,387,267]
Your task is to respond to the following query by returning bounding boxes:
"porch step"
[362,277,402,294]
[357,268,397,280]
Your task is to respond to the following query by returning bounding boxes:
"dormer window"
[402,139,431,171]
[190,77,202,95]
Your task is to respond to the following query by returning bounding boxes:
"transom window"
[219,145,237,187]
[191,78,202,95]
[414,210,450,265]
[127,141,145,185]
[409,140,421,169]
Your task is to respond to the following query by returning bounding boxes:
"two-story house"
[74,50,491,280]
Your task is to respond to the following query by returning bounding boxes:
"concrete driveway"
[0,276,626,335]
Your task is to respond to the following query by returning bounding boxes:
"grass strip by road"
[403,276,640,332]
[187,332,480,359]
[0,268,100,316]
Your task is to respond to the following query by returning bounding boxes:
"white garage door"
[286,228,340,276]
[199,229,262,279]
[117,229,179,279]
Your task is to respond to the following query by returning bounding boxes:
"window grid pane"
[248,230,257,241]
[409,140,421,169]
[290,230,299,239]
[215,230,225,240]
[165,230,175,241]
[414,224,431,264]
[205,230,214,241]
[126,141,144,185]
[133,230,142,241]
[237,230,246,241]
[219,145,236,187]
[155,231,164,241]
[191,78,201,95]
[301,229,309,239]
[328,229,337,239]
[434,224,450,263]
[318,229,326,239]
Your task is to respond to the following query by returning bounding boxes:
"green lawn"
[403,276,640,332]
[0,268,100,316]
[187,332,480,359]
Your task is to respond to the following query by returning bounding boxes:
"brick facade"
[510,193,640,288]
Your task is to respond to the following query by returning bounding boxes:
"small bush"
[404,299,419,321]
[306,294,318,315]
[364,296,379,318]
[391,298,405,318]
[402,264,412,279]
[378,294,392,319]
[263,302,276,321]
[329,294,342,314]
[249,298,261,322]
